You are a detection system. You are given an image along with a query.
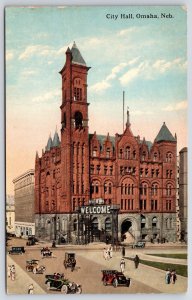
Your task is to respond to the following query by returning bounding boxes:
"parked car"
[45,274,82,294]
[26,236,38,246]
[41,247,53,258]
[26,259,46,274]
[101,270,131,288]
[132,241,145,248]
[63,252,76,271]
[8,246,25,255]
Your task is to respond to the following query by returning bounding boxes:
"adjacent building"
[6,195,15,235]
[179,147,188,242]
[35,43,177,244]
[13,169,35,238]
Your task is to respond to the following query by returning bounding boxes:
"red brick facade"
[35,43,177,219]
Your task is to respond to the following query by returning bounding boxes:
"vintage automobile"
[101,270,131,288]
[41,247,53,258]
[26,236,38,246]
[63,252,76,271]
[26,259,46,274]
[45,274,82,294]
[132,241,145,249]
[8,246,25,255]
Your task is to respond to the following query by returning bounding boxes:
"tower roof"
[71,42,86,66]
[46,135,53,151]
[155,122,176,143]
[52,130,60,147]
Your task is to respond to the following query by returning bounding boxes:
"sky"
[6,6,187,195]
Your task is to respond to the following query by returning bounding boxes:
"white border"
[1,1,191,299]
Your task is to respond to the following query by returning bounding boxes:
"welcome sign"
[80,205,111,215]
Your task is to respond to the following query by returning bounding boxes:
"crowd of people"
[7,264,16,281]
[103,245,113,260]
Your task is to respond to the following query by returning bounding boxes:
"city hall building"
[35,43,177,244]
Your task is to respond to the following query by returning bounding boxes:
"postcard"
[6,5,187,294]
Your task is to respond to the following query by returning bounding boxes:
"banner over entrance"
[80,205,111,214]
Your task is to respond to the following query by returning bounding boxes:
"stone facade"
[35,43,177,243]
[13,169,35,238]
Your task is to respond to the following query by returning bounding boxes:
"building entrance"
[121,220,135,243]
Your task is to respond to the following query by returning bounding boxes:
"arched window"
[92,218,98,231]
[121,184,123,195]
[119,149,123,159]
[74,111,83,129]
[106,148,110,158]
[133,150,136,159]
[166,152,173,163]
[109,183,112,194]
[166,184,172,196]
[125,146,131,159]
[73,219,77,231]
[141,215,146,228]
[93,146,97,157]
[105,218,111,231]
[142,151,146,161]
[153,152,157,162]
[152,217,157,228]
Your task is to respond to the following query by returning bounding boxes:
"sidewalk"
[6,255,46,295]
[78,250,188,293]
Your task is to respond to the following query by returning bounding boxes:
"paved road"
[6,238,188,294]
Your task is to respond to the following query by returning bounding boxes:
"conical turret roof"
[155,122,176,143]
[71,42,86,66]
[46,135,53,151]
[52,130,60,147]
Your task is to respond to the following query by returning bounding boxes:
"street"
[6,238,188,294]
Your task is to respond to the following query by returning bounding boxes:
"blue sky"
[6,6,187,193]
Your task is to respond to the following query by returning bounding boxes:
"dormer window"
[106,148,110,158]
[93,147,97,157]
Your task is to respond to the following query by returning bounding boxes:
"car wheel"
[103,279,107,286]
[113,279,118,288]
[46,282,51,290]
[33,268,37,274]
[61,285,68,294]
[76,286,82,294]
[127,279,131,287]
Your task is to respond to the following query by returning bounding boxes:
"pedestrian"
[108,245,113,259]
[7,265,11,278]
[10,265,15,281]
[171,270,177,284]
[103,248,107,260]
[122,246,125,257]
[165,269,171,284]
[28,283,34,294]
[120,258,125,273]
[134,255,140,269]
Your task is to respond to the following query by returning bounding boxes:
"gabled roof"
[89,134,115,150]
[155,122,176,143]
[71,42,86,66]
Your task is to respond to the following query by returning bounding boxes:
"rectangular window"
[104,166,107,175]
[121,199,123,210]
[110,166,113,176]
[124,199,127,210]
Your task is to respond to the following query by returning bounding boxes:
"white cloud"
[119,57,186,86]
[162,100,187,112]
[119,62,145,85]
[6,51,14,61]
[32,89,60,103]
[118,27,138,36]
[89,80,111,93]
[19,45,56,60]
